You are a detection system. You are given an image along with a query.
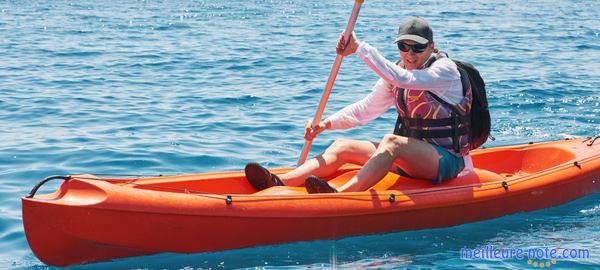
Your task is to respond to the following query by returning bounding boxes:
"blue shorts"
[431,144,465,184]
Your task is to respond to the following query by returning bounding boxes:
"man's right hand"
[336,31,360,56]
[305,119,331,140]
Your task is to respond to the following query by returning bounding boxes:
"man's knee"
[327,138,355,155]
[324,138,375,165]
[380,134,409,156]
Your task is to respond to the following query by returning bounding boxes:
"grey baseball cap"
[394,17,433,44]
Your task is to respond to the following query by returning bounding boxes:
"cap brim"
[394,34,429,44]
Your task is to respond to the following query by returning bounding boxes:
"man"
[245,17,474,193]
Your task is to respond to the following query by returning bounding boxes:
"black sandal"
[305,175,338,193]
[244,162,284,191]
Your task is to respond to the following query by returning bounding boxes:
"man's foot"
[244,162,284,191]
[305,175,338,193]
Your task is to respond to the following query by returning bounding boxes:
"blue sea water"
[1,0,599,269]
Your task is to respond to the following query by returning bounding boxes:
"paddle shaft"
[297,0,364,166]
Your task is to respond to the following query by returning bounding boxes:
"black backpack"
[453,59,491,150]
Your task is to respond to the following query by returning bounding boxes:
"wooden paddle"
[298,0,365,165]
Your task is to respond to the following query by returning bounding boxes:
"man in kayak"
[246,17,474,193]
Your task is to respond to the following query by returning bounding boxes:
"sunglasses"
[397,42,429,53]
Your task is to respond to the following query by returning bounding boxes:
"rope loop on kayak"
[27,175,71,198]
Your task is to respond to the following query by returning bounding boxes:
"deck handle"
[27,175,71,198]
[587,136,600,146]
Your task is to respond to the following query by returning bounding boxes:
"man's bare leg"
[337,135,441,192]
[278,138,377,186]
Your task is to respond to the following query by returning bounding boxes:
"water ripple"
[1,0,599,269]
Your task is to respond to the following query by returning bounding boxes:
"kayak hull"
[22,138,600,266]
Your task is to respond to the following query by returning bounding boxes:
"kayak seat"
[253,186,307,195]
[327,168,505,192]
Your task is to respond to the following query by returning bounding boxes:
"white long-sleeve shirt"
[325,41,474,174]
[326,42,463,129]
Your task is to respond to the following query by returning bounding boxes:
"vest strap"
[399,126,469,139]
[397,115,470,127]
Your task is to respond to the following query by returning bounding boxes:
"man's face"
[398,40,435,70]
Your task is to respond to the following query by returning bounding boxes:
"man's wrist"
[355,41,367,57]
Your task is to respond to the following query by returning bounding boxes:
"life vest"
[392,53,473,156]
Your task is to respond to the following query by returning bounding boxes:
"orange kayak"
[22,138,600,266]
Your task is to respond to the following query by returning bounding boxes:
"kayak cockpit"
[259,145,578,194]
[75,144,578,196]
